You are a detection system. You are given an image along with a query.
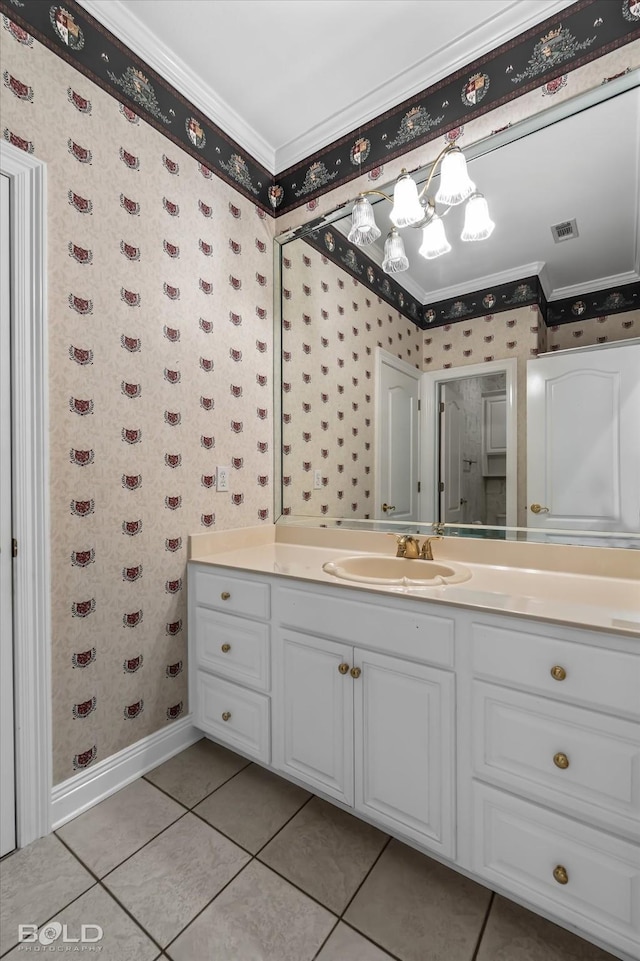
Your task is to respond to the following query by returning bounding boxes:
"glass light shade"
[418,216,451,260]
[461,193,495,241]
[390,173,424,227]
[381,228,409,274]
[435,147,475,206]
[348,196,381,246]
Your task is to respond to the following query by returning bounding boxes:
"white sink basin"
[322,554,472,586]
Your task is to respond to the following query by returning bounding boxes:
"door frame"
[374,348,422,522]
[420,358,518,527]
[0,142,52,846]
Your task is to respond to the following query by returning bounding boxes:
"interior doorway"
[0,141,51,849]
[438,372,507,526]
[421,359,517,528]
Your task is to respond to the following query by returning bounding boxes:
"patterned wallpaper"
[281,240,422,518]
[1,23,274,784]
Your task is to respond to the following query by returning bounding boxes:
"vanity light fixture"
[348,143,494,274]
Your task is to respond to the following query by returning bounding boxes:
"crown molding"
[78,0,575,178]
[550,269,640,301]
[422,262,546,305]
[273,0,577,171]
[76,0,276,172]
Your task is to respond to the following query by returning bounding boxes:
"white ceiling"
[333,86,640,303]
[81,0,576,171]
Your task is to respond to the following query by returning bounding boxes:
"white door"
[353,649,455,857]
[440,382,465,524]
[376,350,420,522]
[527,342,640,531]
[0,172,16,857]
[273,630,354,805]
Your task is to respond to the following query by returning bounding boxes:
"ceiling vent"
[551,218,579,243]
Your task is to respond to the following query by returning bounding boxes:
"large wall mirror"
[275,76,640,546]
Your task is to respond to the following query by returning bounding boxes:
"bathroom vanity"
[188,527,640,961]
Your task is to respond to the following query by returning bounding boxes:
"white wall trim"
[0,142,51,847]
[52,717,200,829]
[420,358,518,527]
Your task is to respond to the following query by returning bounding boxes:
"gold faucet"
[395,534,420,559]
[420,536,443,560]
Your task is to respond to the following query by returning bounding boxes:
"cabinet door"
[354,649,455,857]
[272,629,354,805]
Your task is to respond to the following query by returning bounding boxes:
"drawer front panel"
[276,585,454,667]
[473,681,640,837]
[472,783,640,951]
[192,567,270,620]
[471,621,640,718]
[195,606,270,691]
[196,672,270,763]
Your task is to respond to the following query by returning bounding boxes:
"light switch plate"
[216,466,230,492]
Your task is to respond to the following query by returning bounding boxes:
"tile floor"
[0,738,621,961]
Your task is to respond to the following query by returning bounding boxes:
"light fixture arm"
[355,141,458,210]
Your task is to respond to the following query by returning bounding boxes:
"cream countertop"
[189,525,640,638]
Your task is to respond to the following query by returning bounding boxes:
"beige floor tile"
[344,839,491,961]
[2,884,159,961]
[476,895,620,961]
[258,796,388,914]
[194,763,311,852]
[57,778,184,877]
[104,813,250,946]
[145,738,250,807]
[166,860,335,961]
[0,833,95,955]
[316,922,397,961]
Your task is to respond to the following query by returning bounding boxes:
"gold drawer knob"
[550,665,566,681]
[221,711,231,722]
[553,752,570,770]
[220,591,231,601]
[553,864,569,885]
[338,662,350,675]
[221,643,231,653]
[350,667,361,679]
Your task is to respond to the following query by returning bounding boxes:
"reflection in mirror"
[277,82,640,545]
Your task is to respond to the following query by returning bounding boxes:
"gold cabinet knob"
[381,503,396,513]
[553,752,570,770]
[338,662,350,675]
[550,665,567,681]
[350,667,361,679]
[221,643,231,653]
[530,503,550,514]
[553,865,569,885]
[220,591,231,600]
[221,711,231,722]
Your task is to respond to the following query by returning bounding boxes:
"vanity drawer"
[275,585,454,667]
[472,782,640,952]
[196,672,270,763]
[471,621,640,719]
[195,606,270,691]
[472,681,640,837]
[192,566,270,620]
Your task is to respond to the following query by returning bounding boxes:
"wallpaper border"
[2,0,638,217]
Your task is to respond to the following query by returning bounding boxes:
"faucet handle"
[420,535,443,560]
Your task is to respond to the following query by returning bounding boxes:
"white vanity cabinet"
[465,613,640,960]
[189,564,272,762]
[271,581,456,857]
[188,560,640,960]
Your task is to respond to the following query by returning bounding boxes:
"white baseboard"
[51,717,201,829]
